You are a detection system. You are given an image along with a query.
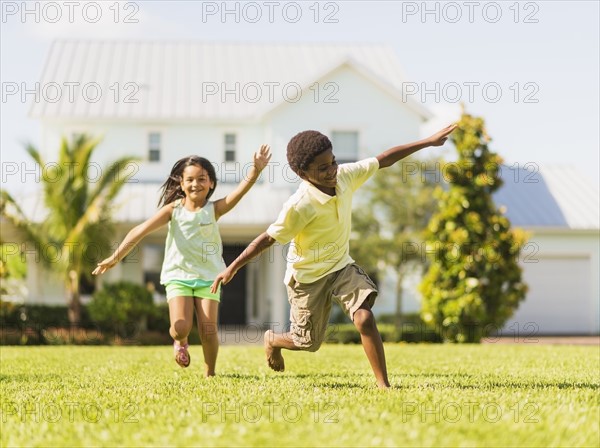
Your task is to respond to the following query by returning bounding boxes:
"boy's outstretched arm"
[214,144,271,219]
[211,232,276,292]
[376,124,457,169]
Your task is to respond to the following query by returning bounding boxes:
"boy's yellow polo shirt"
[267,157,379,284]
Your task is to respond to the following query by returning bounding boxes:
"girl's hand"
[92,257,118,275]
[253,144,272,172]
[427,124,457,147]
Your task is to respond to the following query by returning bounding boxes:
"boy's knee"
[289,331,323,352]
[302,340,323,352]
[353,308,376,334]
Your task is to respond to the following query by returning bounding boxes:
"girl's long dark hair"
[158,156,217,207]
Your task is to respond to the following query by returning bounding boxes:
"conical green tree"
[419,113,529,342]
[0,135,138,325]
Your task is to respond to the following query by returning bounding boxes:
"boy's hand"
[211,267,237,293]
[426,124,457,147]
[253,144,272,172]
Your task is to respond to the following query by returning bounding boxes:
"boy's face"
[299,148,338,194]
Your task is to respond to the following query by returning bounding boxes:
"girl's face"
[180,164,214,203]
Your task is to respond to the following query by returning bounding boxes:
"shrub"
[88,281,156,337]
[0,301,99,345]
[325,313,442,344]
[147,304,171,332]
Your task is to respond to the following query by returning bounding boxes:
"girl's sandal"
[173,341,190,368]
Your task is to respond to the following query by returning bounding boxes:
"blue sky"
[1,1,598,192]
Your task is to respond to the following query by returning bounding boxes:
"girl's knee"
[171,319,192,339]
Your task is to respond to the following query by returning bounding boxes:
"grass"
[1,343,598,447]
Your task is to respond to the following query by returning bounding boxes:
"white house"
[493,165,600,335]
[9,40,431,328]
[361,164,600,336]
[4,40,598,335]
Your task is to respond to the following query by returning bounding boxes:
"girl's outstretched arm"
[213,144,271,219]
[92,204,173,275]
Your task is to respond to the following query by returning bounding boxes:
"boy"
[211,124,456,388]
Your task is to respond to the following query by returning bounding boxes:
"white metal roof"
[29,40,431,121]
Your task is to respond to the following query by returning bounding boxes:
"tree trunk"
[67,270,81,326]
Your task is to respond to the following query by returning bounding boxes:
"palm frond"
[63,195,105,245]
[0,190,44,248]
[25,143,44,167]
[87,156,140,207]
[10,135,138,276]
[72,134,103,179]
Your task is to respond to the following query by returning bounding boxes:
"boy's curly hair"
[287,130,332,174]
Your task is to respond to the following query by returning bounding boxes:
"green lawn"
[1,344,598,447]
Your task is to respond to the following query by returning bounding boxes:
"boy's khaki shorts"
[286,263,378,352]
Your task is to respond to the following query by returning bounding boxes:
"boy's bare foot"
[264,330,285,372]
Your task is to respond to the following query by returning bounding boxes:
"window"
[331,131,359,164]
[148,132,161,162]
[224,133,236,162]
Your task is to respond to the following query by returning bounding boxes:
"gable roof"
[29,40,431,121]
[493,165,599,230]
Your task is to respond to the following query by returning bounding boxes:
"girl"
[93,145,271,376]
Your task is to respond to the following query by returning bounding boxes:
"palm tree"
[0,134,139,325]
